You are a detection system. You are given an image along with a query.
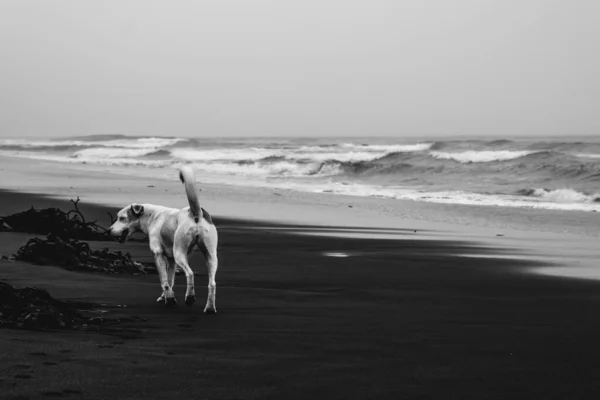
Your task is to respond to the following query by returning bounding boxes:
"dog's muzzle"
[115,229,129,243]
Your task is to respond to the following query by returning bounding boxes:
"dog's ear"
[131,204,144,217]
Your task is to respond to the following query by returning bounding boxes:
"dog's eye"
[118,216,126,222]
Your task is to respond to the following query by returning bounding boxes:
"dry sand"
[2,155,600,398]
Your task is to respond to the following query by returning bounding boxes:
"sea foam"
[521,188,600,204]
[73,147,164,158]
[429,150,536,163]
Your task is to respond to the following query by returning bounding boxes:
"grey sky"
[1,0,598,138]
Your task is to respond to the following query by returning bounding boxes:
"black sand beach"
[2,191,600,399]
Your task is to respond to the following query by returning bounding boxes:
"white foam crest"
[317,183,600,212]
[288,144,430,162]
[430,150,536,163]
[172,148,380,163]
[192,161,318,177]
[574,153,600,159]
[107,137,185,148]
[340,143,433,152]
[399,190,600,211]
[526,188,600,203]
[171,148,278,162]
[72,157,172,167]
[0,150,172,167]
[73,147,162,158]
[287,151,384,163]
[323,252,350,257]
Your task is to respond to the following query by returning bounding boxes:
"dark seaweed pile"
[0,197,111,241]
[14,233,156,275]
[0,281,91,330]
[0,281,147,332]
[0,197,156,274]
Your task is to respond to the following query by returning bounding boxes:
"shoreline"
[2,154,600,234]
[2,154,600,281]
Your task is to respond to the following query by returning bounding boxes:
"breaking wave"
[430,150,537,163]
[73,147,166,159]
[517,188,600,204]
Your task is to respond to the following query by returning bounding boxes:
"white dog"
[108,166,219,313]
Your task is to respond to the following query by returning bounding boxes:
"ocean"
[2,135,600,212]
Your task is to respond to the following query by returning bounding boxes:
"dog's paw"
[185,295,196,307]
[156,293,165,303]
[165,297,177,308]
[203,306,217,314]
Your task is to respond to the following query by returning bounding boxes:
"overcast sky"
[0,0,598,138]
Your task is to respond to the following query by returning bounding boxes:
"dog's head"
[108,204,145,243]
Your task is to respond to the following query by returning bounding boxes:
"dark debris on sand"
[0,282,80,330]
[1,196,157,275]
[0,197,110,241]
[14,233,157,275]
[0,281,146,332]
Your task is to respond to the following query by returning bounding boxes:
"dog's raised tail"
[179,166,202,222]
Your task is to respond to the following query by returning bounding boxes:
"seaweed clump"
[0,281,147,332]
[0,281,87,330]
[0,196,158,275]
[14,233,156,275]
[0,197,110,241]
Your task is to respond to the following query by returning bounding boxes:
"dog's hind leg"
[198,233,218,314]
[203,249,218,314]
[173,228,197,307]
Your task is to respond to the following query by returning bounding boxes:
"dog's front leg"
[151,242,177,307]
[156,260,176,303]
[156,253,176,307]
